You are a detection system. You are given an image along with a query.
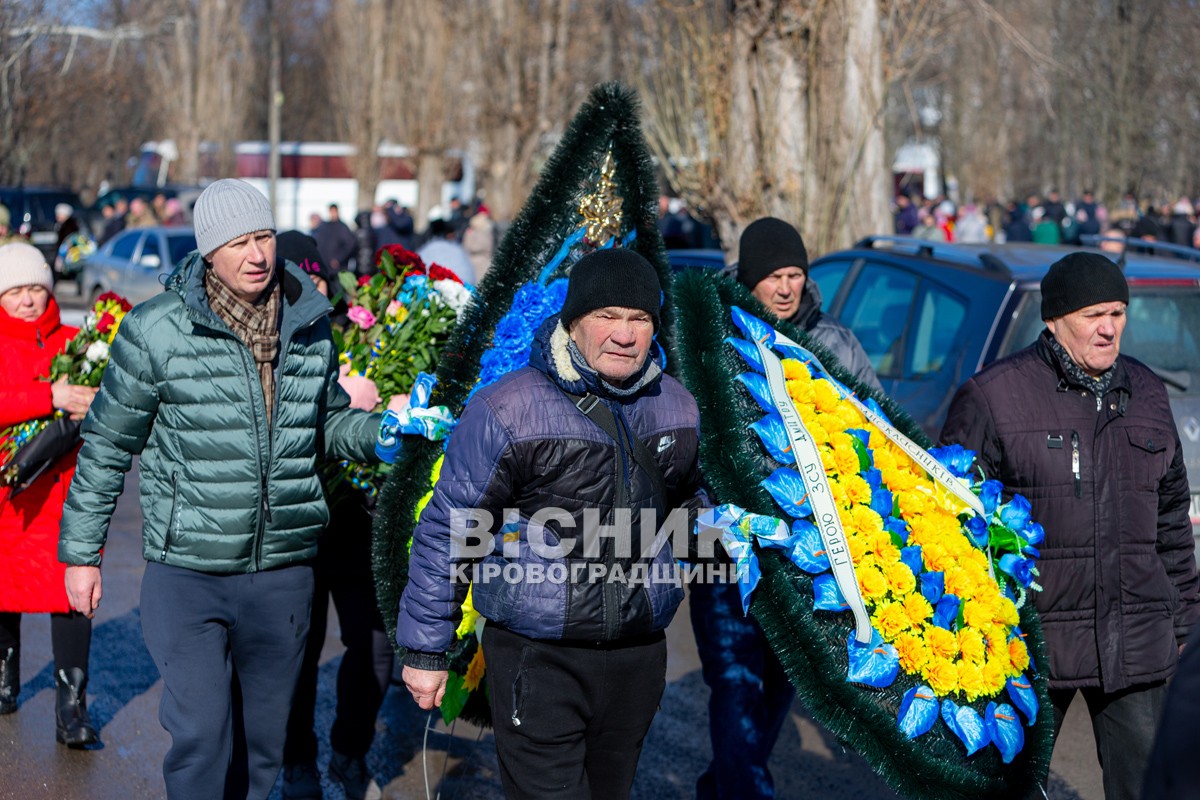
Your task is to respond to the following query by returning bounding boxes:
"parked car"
[0,185,86,268]
[805,235,1200,539]
[79,226,197,306]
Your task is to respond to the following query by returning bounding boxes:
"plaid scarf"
[204,268,281,423]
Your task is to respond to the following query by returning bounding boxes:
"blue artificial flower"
[1006,675,1039,726]
[492,311,534,354]
[730,306,775,346]
[979,480,1003,515]
[749,413,794,464]
[862,467,882,491]
[736,372,775,413]
[941,699,991,756]
[762,468,812,519]
[725,337,764,373]
[898,685,939,739]
[963,514,989,549]
[510,282,553,322]
[885,516,910,545]
[871,487,894,518]
[985,702,1025,764]
[846,628,899,688]
[845,428,871,447]
[929,443,977,479]
[786,520,830,574]
[545,278,569,312]
[863,397,891,425]
[900,545,923,579]
[1022,520,1045,547]
[999,495,1032,532]
[999,554,1035,588]
[933,593,960,629]
[813,574,849,611]
[920,571,944,605]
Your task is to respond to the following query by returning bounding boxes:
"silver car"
[79,226,197,306]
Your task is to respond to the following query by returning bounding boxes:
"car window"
[839,263,917,378]
[809,259,855,312]
[909,283,968,375]
[28,193,80,224]
[168,234,197,268]
[1000,287,1200,394]
[141,235,162,264]
[110,231,142,261]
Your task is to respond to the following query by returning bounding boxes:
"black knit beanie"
[561,248,662,328]
[276,230,335,285]
[1040,252,1129,320]
[736,217,809,290]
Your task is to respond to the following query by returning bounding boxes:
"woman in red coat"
[0,242,99,746]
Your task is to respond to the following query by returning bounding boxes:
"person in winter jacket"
[940,252,1199,800]
[0,243,99,747]
[398,248,704,800]
[58,180,404,799]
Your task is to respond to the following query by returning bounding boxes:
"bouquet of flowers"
[1,292,132,492]
[330,245,473,495]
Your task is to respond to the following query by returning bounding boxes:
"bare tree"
[629,0,893,255]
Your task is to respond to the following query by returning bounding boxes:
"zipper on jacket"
[161,471,181,561]
[605,399,632,641]
[1070,430,1081,498]
[35,328,43,348]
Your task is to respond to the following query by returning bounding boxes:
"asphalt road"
[0,285,1107,799]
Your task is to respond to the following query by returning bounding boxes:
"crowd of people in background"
[892,187,1200,255]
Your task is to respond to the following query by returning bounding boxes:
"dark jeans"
[1049,681,1168,800]
[140,561,314,800]
[688,580,795,800]
[284,499,393,764]
[0,610,91,672]
[482,624,667,800]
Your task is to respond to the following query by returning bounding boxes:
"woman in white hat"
[0,242,99,746]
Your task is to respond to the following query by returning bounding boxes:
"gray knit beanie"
[193,179,276,257]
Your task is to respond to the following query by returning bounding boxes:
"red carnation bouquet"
[1,292,133,492]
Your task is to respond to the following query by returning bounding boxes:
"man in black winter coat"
[940,252,1199,800]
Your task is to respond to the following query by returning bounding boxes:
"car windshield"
[1000,286,1200,394]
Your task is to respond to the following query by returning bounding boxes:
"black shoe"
[281,761,323,800]
[329,751,381,800]
[0,646,17,714]
[55,667,98,747]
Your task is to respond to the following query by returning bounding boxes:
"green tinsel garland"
[671,268,1054,800]
[371,83,673,725]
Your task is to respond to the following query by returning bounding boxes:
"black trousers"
[140,561,314,800]
[0,610,91,672]
[283,497,392,764]
[481,624,667,800]
[1049,681,1168,800]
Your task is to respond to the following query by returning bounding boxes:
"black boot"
[55,667,98,747]
[0,646,17,714]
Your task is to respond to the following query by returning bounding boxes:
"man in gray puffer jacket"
[399,248,705,800]
[59,179,401,800]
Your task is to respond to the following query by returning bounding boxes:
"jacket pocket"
[1124,426,1170,492]
[160,471,181,562]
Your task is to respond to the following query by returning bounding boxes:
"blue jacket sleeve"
[395,391,515,660]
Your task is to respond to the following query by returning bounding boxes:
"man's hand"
[402,665,448,710]
[51,377,98,420]
[64,565,102,618]
[386,393,411,414]
[337,363,382,411]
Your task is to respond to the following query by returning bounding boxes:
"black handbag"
[4,416,83,497]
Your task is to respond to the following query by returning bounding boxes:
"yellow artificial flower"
[927,657,960,696]
[848,505,884,537]
[787,378,815,408]
[812,379,842,414]
[957,661,989,701]
[980,657,1009,691]
[957,628,986,665]
[857,564,889,602]
[902,593,933,627]
[456,586,480,640]
[873,601,911,639]
[414,455,445,522]
[846,532,867,562]
[963,596,999,631]
[840,474,873,507]
[462,645,487,692]
[884,560,917,596]
[1008,636,1031,673]
[995,596,1021,627]
[985,627,1011,660]
[782,358,809,380]
[895,632,930,674]
[926,626,959,661]
[834,401,865,431]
